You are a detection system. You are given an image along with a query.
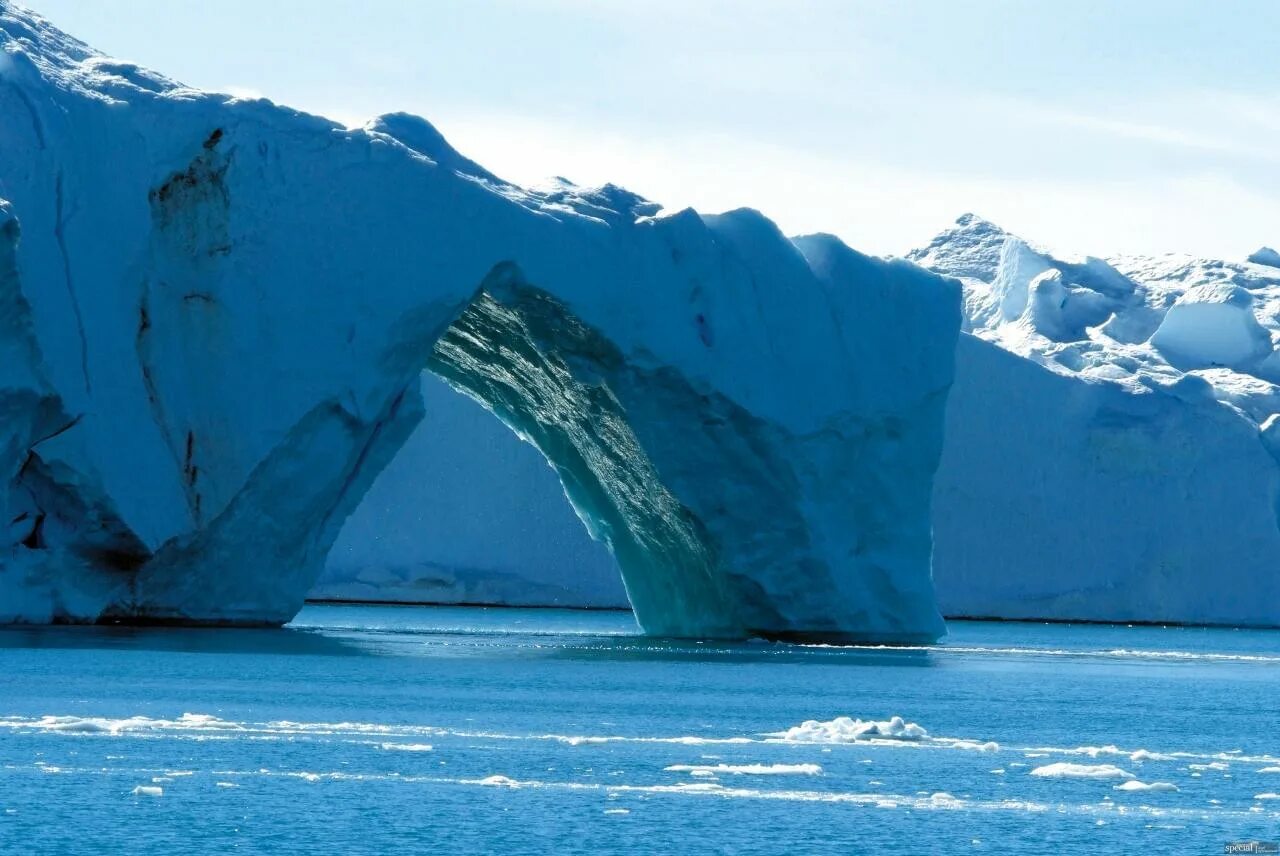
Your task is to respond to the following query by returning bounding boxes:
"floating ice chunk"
[130,786,163,797]
[1255,792,1280,800]
[20,713,244,735]
[477,776,521,787]
[1189,762,1229,771]
[1130,750,1175,762]
[1060,745,1125,758]
[768,716,927,743]
[664,763,822,776]
[603,809,630,815]
[1114,781,1178,793]
[215,782,238,789]
[1257,766,1280,774]
[670,782,724,793]
[945,739,1000,752]
[1029,763,1135,780]
[379,743,433,752]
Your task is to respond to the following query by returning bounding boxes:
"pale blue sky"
[26,0,1280,259]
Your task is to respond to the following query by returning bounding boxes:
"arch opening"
[425,264,743,638]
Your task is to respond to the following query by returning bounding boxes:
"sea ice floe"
[949,740,1000,752]
[664,764,822,776]
[1114,781,1179,793]
[767,716,927,743]
[1130,750,1176,762]
[130,786,163,797]
[2,713,245,735]
[1029,763,1135,780]
[476,775,521,787]
[1255,793,1280,800]
[379,743,433,752]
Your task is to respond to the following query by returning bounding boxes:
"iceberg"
[917,215,1280,627]
[0,7,961,642]
[326,213,1280,629]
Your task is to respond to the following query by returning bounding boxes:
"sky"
[24,0,1280,260]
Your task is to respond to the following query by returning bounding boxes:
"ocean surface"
[1,604,1278,855]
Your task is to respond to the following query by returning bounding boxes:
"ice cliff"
[0,6,961,642]
[917,215,1280,626]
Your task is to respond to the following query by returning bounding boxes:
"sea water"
[1,604,1277,854]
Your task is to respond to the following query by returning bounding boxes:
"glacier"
[324,214,1280,628]
[0,6,962,642]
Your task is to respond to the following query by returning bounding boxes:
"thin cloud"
[1019,102,1280,163]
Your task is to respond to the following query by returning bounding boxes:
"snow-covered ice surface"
[2,605,1278,854]
[0,7,961,641]
[912,214,1280,627]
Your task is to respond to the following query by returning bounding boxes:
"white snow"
[130,786,163,797]
[0,6,960,642]
[1029,763,1135,780]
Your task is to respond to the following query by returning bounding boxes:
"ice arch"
[0,6,961,642]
